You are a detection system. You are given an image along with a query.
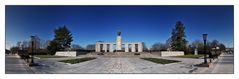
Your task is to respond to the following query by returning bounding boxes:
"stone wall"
[160,51,184,57]
[55,51,78,57]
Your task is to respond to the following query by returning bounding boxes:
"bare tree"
[22,41,28,50]
[191,40,203,48]
[210,40,220,48]
[142,42,148,51]
[86,44,95,50]
[16,41,21,48]
[71,44,84,50]
[43,40,51,49]
[34,36,41,49]
[27,35,41,53]
[151,42,167,51]
[165,38,172,50]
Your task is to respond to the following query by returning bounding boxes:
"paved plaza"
[30,56,204,74]
[5,54,34,74]
[212,53,234,73]
[194,53,234,74]
[5,52,234,74]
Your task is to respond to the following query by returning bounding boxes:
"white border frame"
[0,0,237,79]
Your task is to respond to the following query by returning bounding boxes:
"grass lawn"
[34,55,66,58]
[174,54,204,59]
[59,57,96,64]
[141,58,180,64]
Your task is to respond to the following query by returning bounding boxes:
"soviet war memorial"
[95,32,143,53]
[5,6,233,74]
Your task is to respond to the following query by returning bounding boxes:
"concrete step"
[85,52,157,58]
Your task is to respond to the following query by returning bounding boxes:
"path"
[5,54,34,74]
[211,53,234,73]
[31,57,203,73]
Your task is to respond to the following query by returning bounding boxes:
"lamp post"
[30,36,35,65]
[203,34,208,64]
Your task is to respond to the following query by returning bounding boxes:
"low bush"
[59,57,96,64]
[134,53,140,55]
[141,58,180,64]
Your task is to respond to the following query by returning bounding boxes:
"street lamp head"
[203,34,208,40]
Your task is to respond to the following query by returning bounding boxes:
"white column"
[96,43,100,52]
[132,44,136,52]
[110,43,114,52]
[103,44,107,52]
[138,43,143,52]
[95,43,98,52]
[98,44,101,52]
[125,43,129,52]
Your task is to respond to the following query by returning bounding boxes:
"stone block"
[160,51,184,57]
[55,51,78,57]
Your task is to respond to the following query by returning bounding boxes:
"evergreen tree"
[54,26,73,49]
[47,40,60,55]
[170,21,188,52]
[47,26,73,55]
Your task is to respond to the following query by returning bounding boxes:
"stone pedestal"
[116,36,122,51]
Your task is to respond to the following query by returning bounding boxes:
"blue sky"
[6,6,233,49]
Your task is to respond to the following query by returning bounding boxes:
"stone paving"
[6,52,233,74]
[5,54,34,74]
[193,53,234,74]
[31,56,205,74]
[211,53,234,73]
